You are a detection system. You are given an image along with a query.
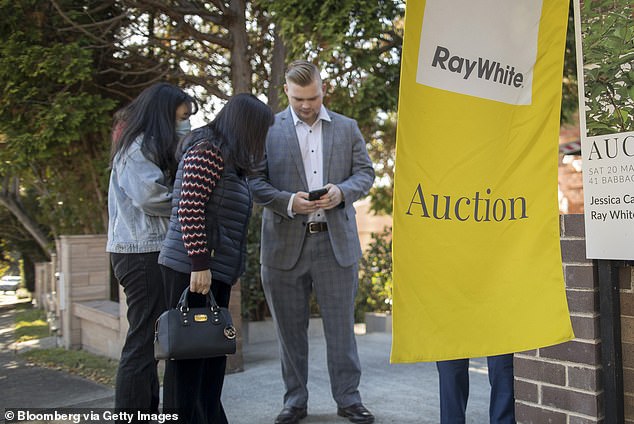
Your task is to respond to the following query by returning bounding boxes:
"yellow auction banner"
[391,0,575,362]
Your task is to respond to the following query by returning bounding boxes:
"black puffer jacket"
[158,129,252,285]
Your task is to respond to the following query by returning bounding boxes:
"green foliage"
[561,0,579,126]
[580,0,634,135]
[0,1,589,321]
[0,1,118,240]
[260,0,404,215]
[355,227,392,323]
[241,205,269,320]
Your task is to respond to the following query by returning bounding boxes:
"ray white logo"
[416,0,543,105]
[431,46,524,88]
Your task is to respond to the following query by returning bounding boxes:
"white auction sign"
[581,132,634,259]
[574,1,634,260]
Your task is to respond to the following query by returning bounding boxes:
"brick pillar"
[226,280,244,373]
[515,214,603,423]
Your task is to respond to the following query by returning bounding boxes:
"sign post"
[574,1,632,421]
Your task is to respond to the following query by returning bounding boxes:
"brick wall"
[621,265,634,422]
[515,214,602,423]
[515,214,632,423]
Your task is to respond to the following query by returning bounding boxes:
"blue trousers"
[436,354,515,424]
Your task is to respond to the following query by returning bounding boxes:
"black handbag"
[154,288,237,360]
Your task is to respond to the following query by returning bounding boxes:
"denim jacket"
[106,137,172,253]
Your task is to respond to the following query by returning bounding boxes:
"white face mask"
[175,119,191,139]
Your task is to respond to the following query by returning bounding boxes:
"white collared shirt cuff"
[287,193,296,218]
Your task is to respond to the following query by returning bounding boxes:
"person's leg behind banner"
[436,359,469,424]
[487,354,515,424]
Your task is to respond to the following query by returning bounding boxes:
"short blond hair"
[285,60,321,86]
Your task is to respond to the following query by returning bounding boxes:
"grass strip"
[13,303,118,387]
[14,303,49,343]
[19,348,118,387]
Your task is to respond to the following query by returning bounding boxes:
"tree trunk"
[0,194,52,260]
[228,0,250,94]
[268,30,287,113]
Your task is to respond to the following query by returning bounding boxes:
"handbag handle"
[177,287,220,313]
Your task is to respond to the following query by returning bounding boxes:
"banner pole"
[597,259,624,423]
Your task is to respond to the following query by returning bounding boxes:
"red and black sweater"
[178,142,224,271]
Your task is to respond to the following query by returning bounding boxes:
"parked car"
[0,275,21,293]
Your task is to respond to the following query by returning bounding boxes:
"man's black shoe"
[337,403,375,424]
[274,406,307,424]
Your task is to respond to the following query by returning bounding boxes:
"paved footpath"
[0,298,114,422]
[0,293,491,423]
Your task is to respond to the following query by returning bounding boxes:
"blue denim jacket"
[106,137,172,253]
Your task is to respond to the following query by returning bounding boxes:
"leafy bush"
[355,227,392,323]
[581,0,634,135]
[241,206,269,321]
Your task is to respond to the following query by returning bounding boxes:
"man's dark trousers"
[436,354,515,424]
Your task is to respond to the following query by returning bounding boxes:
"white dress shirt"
[287,105,331,222]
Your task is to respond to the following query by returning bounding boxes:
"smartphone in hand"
[308,187,328,201]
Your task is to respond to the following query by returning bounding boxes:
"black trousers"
[111,252,166,413]
[160,265,232,424]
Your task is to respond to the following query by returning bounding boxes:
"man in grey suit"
[249,60,376,424]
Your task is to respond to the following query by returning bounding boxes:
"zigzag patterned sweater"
[178,142,224,271]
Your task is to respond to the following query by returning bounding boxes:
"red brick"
[620,265,633,291]
[568,366,601,391]
[540,340,600,365]
[624,343,634,368]
[626,393,634,422]
[623,316,634,344]
[514,358,565,386]
[569,416,603,424]
[565,265,597,289]
[623,291,634,317]
[541,386,601,417]
[624,367,634,394]
[515,380,539,403]
[561,214,586,238]
[516,403,566,424]
[561,239,591,264]
[570,314,600,340]
[564,263,599,289]
[566,290,599,314]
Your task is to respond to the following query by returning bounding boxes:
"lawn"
[14,303,118,387]
[14,303,49,343]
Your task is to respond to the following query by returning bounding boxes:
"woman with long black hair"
[107,82,197,415]
[159,93,274,423]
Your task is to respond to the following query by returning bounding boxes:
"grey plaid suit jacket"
[249,107,375,270]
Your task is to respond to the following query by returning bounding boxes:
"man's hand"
[292,184,343,214]
[292,191,320,215]
[314,183,343,210]
[190,269,212,295]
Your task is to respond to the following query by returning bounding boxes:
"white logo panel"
[416,0,543,105]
